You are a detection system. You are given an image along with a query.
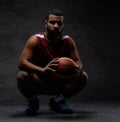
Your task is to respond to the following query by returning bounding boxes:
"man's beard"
[47,27,63,37]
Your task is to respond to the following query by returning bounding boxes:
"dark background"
[0,0,120,104]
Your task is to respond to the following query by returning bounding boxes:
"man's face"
[45,14,64,37]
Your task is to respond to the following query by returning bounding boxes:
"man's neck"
[45,32,61,43]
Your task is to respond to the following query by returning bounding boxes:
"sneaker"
[49,98,73,114]
[25,96,39,116]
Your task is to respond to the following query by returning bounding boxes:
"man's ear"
[44,20,47,28]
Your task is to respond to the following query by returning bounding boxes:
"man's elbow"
[18,59,25,70]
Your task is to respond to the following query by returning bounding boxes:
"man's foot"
[25,96,39,116]
[49,97,73,114]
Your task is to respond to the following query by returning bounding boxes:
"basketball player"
[16,9,88,115]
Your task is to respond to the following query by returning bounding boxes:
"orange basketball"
[52,57,79,79]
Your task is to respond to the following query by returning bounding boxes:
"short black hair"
[46,9,64,20]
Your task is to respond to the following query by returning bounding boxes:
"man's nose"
[54,23,58,28]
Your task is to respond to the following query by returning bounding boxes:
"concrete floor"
[0,101,120,122]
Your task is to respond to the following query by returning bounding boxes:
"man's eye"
[49,21,63,25]
[57,22,63,25]
[49,21,55,24]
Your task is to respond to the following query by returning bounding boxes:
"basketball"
[52,57,79,79]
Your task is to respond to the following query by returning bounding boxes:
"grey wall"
[0,0,120,104]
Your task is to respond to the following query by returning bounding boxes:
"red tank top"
[34,32,71,67]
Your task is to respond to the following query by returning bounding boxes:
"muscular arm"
[68,37,83,70]
[18,35,44,74]
[18,35,59,75]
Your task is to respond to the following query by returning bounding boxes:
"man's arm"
[18,35,59,75]
[18,35,45,74]
[67,37,83,70]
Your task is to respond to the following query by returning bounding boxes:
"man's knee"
[16,71,29,81]
[78,71,88,87]
[82,71,88,82]
[16,71,35,98]
[71,70,88,92]
[16,71,31,92]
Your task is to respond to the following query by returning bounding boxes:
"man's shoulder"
[61,35,70,40]
[35,32,45,39]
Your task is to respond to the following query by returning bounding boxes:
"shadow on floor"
[11,109,98,120]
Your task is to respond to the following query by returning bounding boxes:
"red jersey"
[33,32,71,67]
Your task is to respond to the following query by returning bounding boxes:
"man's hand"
[43,58,59,74]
